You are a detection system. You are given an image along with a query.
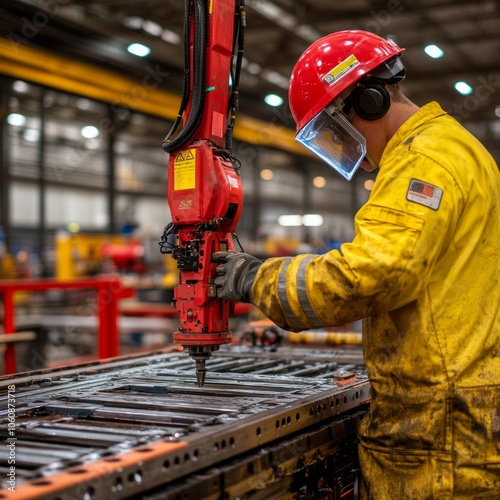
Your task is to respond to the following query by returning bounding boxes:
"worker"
[213,30,500,498]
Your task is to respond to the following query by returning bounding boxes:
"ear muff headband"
[352,84,390,121]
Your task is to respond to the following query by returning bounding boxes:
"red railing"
[0,276,133,374]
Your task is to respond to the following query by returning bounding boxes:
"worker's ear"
[352,84,390,121]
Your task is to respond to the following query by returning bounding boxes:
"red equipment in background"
[160,0,245,386]
[0,277,133,374]
[101,241,146,274]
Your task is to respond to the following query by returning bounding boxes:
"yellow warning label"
[174,149,196,190]
[323,54,359,84]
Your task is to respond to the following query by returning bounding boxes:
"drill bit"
[195,358,206,387]
[188,345,217,387]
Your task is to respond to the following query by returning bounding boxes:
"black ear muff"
[352,84,390,121]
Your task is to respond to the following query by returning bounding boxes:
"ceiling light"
[23,129,40,142]
[302,214,324,227]
[142,20,163,37]
[127,43,151,57]
[313,176,326,188]
[76,98,92,110]
[7,113,27,126]
[9,96,19,108]
[12,80,29,93]
[260,168,274,180]
[424,44,444,59]
[296,24,322,43]
[161,29,181,45]
[81,125,99,139]
[364,179,375,191]
[277,214,324,227]
[263,70,289,89]
[247,62,261,75]
[454,81,473,95]
[264,94,283,107]
[123,16,143,29]
[252,0,295,29]
[278,215,302,227]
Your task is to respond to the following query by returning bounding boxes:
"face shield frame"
[295,101,367,181]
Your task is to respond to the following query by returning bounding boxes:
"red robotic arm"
[161,0,245,386]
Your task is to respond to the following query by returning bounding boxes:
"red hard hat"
[289,30,405,132]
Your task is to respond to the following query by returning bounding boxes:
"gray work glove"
[212,251,263,303]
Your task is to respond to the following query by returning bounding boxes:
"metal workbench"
[0,345,369,499]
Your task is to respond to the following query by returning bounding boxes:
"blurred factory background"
[0,1,499,498]
[0,0,500,366]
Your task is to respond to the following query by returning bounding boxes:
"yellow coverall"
[251,102,500,498]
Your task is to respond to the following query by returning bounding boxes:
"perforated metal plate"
[0,346,369,499]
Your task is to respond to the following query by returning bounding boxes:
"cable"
[162,0,208,153]
[161,0,192,145]
[226,0,246,150]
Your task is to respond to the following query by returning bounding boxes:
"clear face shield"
[295,104,367,181]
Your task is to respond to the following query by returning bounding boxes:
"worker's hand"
[212,251,263,303]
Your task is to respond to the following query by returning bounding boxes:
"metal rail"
[0,276,133,374]
[0,345,369,499]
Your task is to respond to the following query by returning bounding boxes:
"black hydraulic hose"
[233,2,246,91]
[226,0,246,150]
[189,0,207,131]
[162,0,192,146]
[162,0,207,153]
[162,0,206,152]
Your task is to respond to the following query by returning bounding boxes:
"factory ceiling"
[1,0,500,155]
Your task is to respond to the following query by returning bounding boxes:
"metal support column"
[106,107,116,234]
[0,77,11,251]
[38,89,48,276]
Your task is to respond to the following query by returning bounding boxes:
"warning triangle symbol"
[176,152,185,161]
[185,150,195,160]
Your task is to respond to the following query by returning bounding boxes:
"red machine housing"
[168,141,242,343]
[164,0,244,378]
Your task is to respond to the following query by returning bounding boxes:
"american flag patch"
[406,179,443,210]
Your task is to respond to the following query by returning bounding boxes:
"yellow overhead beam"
[0,38,181,119]
[0,38,308,157]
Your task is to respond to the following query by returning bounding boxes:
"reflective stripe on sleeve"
[277,257,303,330]
[296,255,327,328]
[278,255,326,330]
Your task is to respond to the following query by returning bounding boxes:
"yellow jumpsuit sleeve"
[251,149,464,332]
